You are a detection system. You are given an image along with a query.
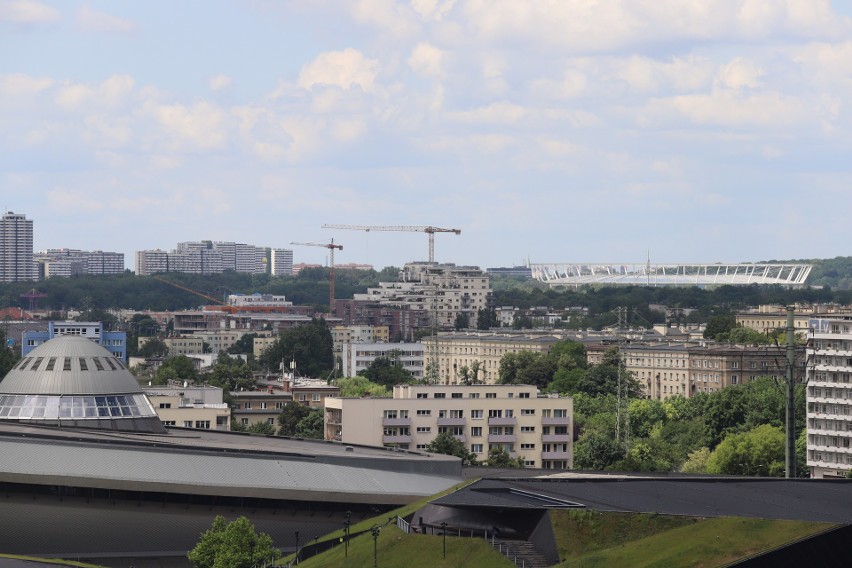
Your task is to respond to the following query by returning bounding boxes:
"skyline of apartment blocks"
[136,241,293,276]
[806,316,852,478]
[0,211,35,283]
[36,249,124,278]
[340,342,425,379]
[325,384,573,469]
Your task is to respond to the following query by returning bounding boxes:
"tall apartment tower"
[0,211,35,283]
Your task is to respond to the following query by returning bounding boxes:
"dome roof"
[0,336,165,433]
[0,336,140,396]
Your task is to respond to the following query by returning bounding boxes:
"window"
[471,427,482,437]
[417,426,431,433]
[244,402,252,409]
[159,403,171,409]
[434,393,446,399]
[384,410,398,419]
[450,409,464,418]
[241,418,249,425]
[312,393,321,402]
[416,409,431,416]
[471,444,484,453]
[488,409,502,418]
[469,393,479,399]
[519,392,530,399]
[471,409,483,419]
[451,393,462,399]
[267,418,274,425]
[276,402,285,409]
[416,444,428,450]
[417,393,428,399]
[485,393,496,399]
[521,443,535,450]
[452,426,464,436]
[299,394,307,402]
[520,426,535,433]
[194,420,211,429]
[554,409,568,418]
[260,402,268,410]
[521,409,535,416]
[183,421,193,428]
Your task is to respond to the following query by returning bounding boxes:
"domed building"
[0,335,164,433]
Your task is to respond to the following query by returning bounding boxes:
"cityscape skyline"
[4,2,852,270]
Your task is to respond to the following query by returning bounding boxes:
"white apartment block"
[0,211,35,283]
[807,316,852,478]
[340,342,425,379]
[352,262,492,329]
[193,329,250,353]
[38,249,124,278]
[324,384,573,469]
[270,248,294,276]
[136,241,279,276]
[228,293,292,308]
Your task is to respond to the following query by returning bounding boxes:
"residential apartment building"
[269,248,294,276]
[135,240,281,276]
[340,342,425,379]
[291,381,340,408]
[0,211,35,283]
[806,316,852,478]
[36,249,124,278]
[23,321,127,362]
[349,262,492,330]
[230,389,292,429]
[324,384,573,469]
[143,385,230,430]
[589,342,787,400]
[736,306,815,335]
[424,331,566,384]
[163,335,205,356]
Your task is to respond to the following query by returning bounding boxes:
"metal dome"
[0,336,164,433]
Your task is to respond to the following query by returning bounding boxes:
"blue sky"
[2,1,852,271]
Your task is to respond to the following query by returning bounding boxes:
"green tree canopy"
[247,421,276,435]
[706,424,785,476]
[138,337,169,358]
[704,314,737,339]
[227,333,258,355]
[0,329,19,379]
[277,403,311,437]
[258,318,334,378]
[486,445,524,468]
[425,431,477,465]
[294,407,324,439]
[187,515,280,568]
[357,350,414,387]
[157,355,197,383]
[335,376,391,398]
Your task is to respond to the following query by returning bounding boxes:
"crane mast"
[290,239,343,313]
[321,224,460,263]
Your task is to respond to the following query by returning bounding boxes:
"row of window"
[13,356,126,372]
[385,408,566,419]
[414,392,532,399]
[0,394,155,420]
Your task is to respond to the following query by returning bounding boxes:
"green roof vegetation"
[0,554,105,568]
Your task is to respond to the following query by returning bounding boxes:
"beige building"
[194,329,249,353]
[292,382,340,408]
[164,335,204,355]
[253,336,278,358]
[324,384,573,469]
[424,331,566,384]
[588,343,786,400]
[736,306,813,334]
[230,389,292,429]
[143,385,230,430]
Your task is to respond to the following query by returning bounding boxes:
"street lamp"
[344,511,351,557]
[294,531,299,565]
[440,521,447,560]
[370,524,382,567]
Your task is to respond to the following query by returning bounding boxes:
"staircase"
[490,539,552,568]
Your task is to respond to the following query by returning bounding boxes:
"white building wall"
[342,342,425,379]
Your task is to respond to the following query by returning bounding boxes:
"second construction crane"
[321,225,460,263]
[290,239,343,312]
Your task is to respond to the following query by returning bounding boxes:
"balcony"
[382,418,412,427]
[437,417,466,427]
[541,434,571,443]
[541,451,571,460]
[541,416,570,426]
[488,434,517,443]
[488,417,517,426]
[382,435,412,444]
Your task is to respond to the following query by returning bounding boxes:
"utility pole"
[614,306,630,451]
[785,306,796,478]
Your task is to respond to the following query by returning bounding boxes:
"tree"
[0,329,19,379]
[247,421,275,435]
[277,403,310,437]
[454,312,470,330]
[706,424,785,477]
[486,445,524,468]
[573,430,626,471]
[476,308,499,330]
[680,447,711,474]
[187,515,280,568]
[157,355,197,383]
[715,326,771,345]
[138,337,169,358]
[295,408,324,439]
[335,376,390,398]
[704,314,737,340]
[425,431,477,465]
[258,318,334,378]
[227,333,258,355]
[358,350,414,387]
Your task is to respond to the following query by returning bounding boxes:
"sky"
[2,1,852,271]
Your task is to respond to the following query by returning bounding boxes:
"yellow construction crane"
[290,239,343,312]
[321,224,460,263]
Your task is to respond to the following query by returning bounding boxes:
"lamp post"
[440,521,447,560]
[294,531,299,565]
[370,524,382,567]
[344,511,351,557]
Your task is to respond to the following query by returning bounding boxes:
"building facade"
[324,384,573,469]
[136,241,281,276]
[807,316,852,478]
[340,342,425,379]
[22,321,127,362]
[0,211,35,283]
[37,249,124,278]
[270,248,294,276]
[143,385,230,430]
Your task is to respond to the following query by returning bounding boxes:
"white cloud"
[152,101,228,151]
[408,42,445,79]
[0,73,53,99]
[714,58,764,90]
[410,0,456,21]
[208,74,233,91]
[0,0,58,23]
[299,48,380,92]
[76,5,135,33]
[449,101,528,124]
[53,75,134,110]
